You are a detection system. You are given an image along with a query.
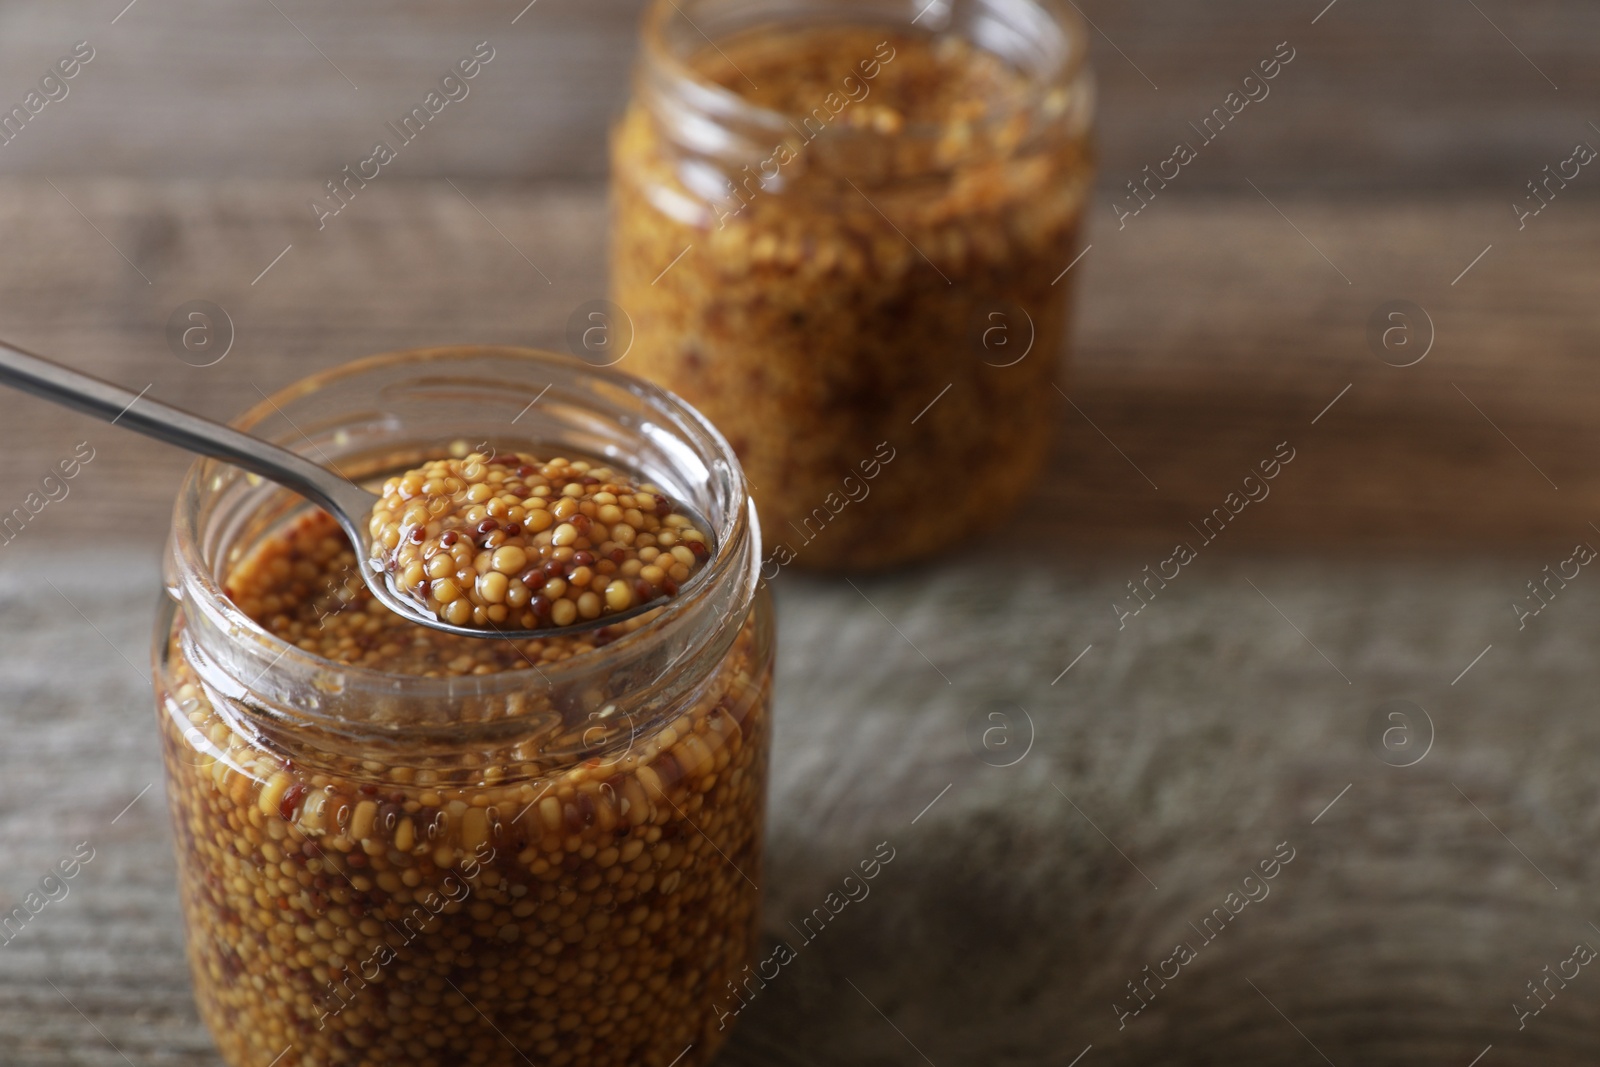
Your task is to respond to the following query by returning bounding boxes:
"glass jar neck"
[162,346,760,775]
[630,0,1092,221]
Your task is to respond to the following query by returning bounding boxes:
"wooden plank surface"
[11,551,1600,1065]
[0,179,1599,1065]
[0,0,1593,191]
[0,180,1595,551]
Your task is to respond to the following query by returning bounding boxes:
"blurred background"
[3,0,1600,1064]
[0,0,1596,546]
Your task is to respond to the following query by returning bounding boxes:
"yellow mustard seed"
[167,506,770,1067]
[370,452,710,631]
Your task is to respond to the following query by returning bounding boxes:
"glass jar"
[151,346,773,1067]
[611,0,1094,570]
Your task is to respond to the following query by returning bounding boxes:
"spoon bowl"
[0,340,694,640]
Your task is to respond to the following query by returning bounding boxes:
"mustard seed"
[612,23,1090,569]
[371,453,710,631]
[161,506,772,1067]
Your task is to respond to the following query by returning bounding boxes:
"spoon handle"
[0,340,373,521]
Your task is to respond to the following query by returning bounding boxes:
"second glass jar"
[611,0,1095,569]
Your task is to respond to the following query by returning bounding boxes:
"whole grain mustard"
[612,20,1094,568]
[163,507,768,1066]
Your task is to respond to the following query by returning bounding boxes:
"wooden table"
[3,1,1600,1064]
[3,177,1598,1066]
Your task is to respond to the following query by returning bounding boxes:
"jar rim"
[636,0,1090,141]
[169,344,759,711]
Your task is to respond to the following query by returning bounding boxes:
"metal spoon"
[0,340,692,640]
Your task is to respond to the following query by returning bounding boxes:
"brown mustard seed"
[368,452,710,631]
[163,507,772,1067]
[611,26,1091,569]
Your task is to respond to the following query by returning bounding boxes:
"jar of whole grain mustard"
[152,347,772,1067]
[611,0,1094,569]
